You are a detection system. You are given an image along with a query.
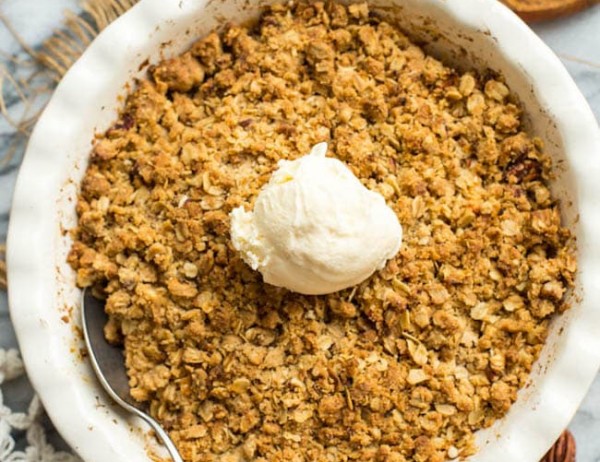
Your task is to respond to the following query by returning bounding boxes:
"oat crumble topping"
[68,3,577,461]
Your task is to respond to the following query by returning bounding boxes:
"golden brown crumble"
[68,3,576,461]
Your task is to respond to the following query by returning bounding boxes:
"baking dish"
[7,0,600,460]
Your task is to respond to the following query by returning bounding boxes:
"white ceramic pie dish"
[7,0,600,460]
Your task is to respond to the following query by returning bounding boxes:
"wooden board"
[502,0,599,22]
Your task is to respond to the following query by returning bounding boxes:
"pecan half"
[540,431,576,462]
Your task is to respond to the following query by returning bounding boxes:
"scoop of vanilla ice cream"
[230,143,402,295]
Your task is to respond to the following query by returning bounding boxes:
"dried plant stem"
[36,0,138,78]
[0,67,30,129]
[81,0,139,30]
[0,12,38,59]
[0,243,6,290]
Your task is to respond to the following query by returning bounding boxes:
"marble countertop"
[1,1,599,459]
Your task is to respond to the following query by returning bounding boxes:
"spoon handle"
[139,413,184,462]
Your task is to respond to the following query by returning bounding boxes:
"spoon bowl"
[81,289,184,462]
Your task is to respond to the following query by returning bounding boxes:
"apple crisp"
[68,2,577,461]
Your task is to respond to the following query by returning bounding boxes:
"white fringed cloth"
[0,349,81,462]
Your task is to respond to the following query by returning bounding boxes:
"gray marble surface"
[0,1,599,460]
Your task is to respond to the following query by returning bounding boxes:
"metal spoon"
[81,289,184,462]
